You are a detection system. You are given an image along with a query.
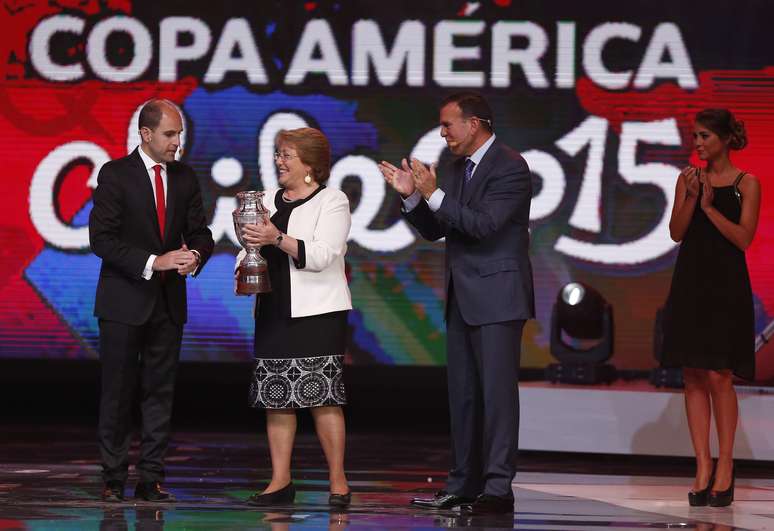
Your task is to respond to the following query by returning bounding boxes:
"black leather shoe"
[101,481,125,502]
[134,481,176,502]
[246,482,296,506]
[688,461,716,507]
[708,465,735,507]
[328,491,351,507]
[459,493,515,514]
[411,490,475,509]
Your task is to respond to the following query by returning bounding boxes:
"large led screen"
[1,1,772,372]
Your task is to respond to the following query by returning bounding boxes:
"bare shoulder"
[739,172,760,192]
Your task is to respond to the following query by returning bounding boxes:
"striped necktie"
[464,158,475,182]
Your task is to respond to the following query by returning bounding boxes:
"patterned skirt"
[249,355,346,409]
[250,310,348,410]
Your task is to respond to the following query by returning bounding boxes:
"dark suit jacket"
[404,139,535,326]
[89,148,214,326]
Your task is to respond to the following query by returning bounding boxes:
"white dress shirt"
[137,146,168,280]
[403,133,496,212]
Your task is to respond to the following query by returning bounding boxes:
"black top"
[661,174,755,380]
[257,187,321,320]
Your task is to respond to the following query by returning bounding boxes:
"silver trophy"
[233,191,272,294]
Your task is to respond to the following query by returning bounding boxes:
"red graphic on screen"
[576,69,774,316]
[0,1,197,356]
[1,0,132,79]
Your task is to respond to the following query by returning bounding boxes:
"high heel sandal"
[688,461,716,507]
[246,482,296,506]
[708,464,735,507]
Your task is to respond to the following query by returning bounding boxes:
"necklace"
[282,185,319,203]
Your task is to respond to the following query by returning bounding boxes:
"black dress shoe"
[134,481,176,502]
[459,493,515,514]
[101,481,125,502]
[246,482,296,506]
[411,490,475,509]
[708,465,735,507]
[328,491,351,507]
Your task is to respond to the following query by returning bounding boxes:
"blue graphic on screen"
[25,89,394,361]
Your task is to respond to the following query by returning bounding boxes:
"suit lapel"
[452,158,465,200]
[462,140,498,205]
[163,163,178,244]
[130,148,164,244]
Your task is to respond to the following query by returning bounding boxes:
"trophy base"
[237,278,271,294]
[236,264,272,295]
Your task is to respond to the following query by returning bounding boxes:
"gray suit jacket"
[404,139,535,326]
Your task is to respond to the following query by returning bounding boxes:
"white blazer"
[236,187,352,318]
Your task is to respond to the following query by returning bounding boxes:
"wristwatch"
[275,233,284,245]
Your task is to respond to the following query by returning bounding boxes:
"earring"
[304,174,312,184]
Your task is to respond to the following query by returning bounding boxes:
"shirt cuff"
[427,189,445,212]
[293,240,306,269]
[401,190,423,212]
[190,249,201,277]
[143,255,156,280]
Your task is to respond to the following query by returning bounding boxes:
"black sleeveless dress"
[662,173,755,380]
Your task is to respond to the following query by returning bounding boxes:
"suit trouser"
[445,287,525,498]
[98,290,182,484]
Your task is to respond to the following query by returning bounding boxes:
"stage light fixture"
[546,282,617,384]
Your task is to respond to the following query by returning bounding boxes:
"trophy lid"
[235,190,266,211]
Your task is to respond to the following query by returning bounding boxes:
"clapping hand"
[379,158,415,198]
[409,158,438,200]
[682,166,701,198]
[700,177,714,211]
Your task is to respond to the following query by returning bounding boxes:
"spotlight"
[546,282,617,384]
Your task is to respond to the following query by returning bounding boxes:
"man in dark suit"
[89,99,214,502]
[380,92,534,514]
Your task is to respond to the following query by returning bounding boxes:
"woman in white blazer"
[237,128,353,508]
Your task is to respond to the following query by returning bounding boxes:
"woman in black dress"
[237,128,353,507]
[663,109,761,507]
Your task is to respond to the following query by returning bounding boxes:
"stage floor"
[2,428,774,530]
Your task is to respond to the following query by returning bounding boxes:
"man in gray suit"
[380,92,534,514]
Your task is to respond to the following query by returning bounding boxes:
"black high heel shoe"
[688,461,716,507]
[708,465,735,507]
[329,491,352,507]
[246,482,296,506]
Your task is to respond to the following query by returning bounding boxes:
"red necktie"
[153,164,166,239]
